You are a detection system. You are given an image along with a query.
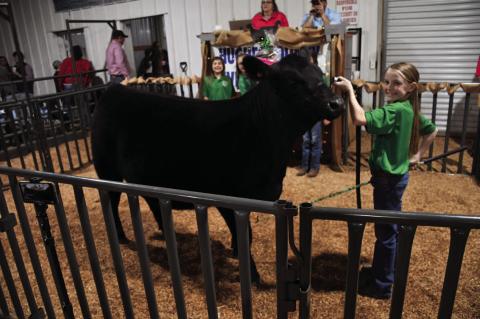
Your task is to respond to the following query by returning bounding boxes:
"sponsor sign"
[213,46,321,90]
[336,0,359,26]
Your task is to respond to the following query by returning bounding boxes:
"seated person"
[301,0,341,28]
[251,0,289,30]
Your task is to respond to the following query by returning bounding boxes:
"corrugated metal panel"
[385,0,480,134]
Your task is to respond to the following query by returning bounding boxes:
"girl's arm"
[334,76,367,126]
[409,128,438,164]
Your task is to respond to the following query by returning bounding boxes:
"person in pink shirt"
[251,0,289,30]
[106,30,131,83]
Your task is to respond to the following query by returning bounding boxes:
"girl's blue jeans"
[370,171,409,295]
[301,121,322,171]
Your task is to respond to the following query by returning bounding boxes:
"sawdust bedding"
[0,137,479,318]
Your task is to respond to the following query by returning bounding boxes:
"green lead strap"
[311,180,371,203]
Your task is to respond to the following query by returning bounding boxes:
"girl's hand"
[333,76,354,93]
[409,152,421,165]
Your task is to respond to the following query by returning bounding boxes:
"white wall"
[0,0,382,95]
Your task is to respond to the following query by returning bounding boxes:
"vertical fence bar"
[127,195,160,319]
[159,199,187,319]
[472,105,480,180]
[56,102,75,171]
[342,95,349,165]
[457,93,470,174]
[442,91,455,172]
[438,227,471,319]
[0,277,10,318]
[179,84,185,97]
[234,210,253,319]
[428,92,438,171]
[188,83,194,98]
[53,187,91,318]
[274,201,289,319]
[73,185,112,319]
[0,182,41,317]
[45,105,65,173]
[64,99,82,169]
[344,222,365,319]
[7,176,56,318]
[98,190,134,318]
[21,103,41,171]
[355,87,362,209]
[299,203,313,319]
[0,239,25,319]
[390,224,417,319]
[194,205,218,319]
[0,128,12,167]
[31,100,54,172]
[32,200,73,318]
[8,107,27,169]
[76,93,91,163]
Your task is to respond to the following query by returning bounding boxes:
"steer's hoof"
[118,236,130,245]
[118,237,130,245]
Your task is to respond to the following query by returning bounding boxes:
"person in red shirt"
[475,56,480,80]
[251,0,289,30]
[58,45,94,90]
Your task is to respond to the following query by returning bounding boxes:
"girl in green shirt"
[236,52,253,95]
[335,63,438,299]
[202,56,234,100]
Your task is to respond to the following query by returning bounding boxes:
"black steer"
[91,55,343,283]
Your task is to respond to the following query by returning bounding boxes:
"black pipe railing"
[299,205,480,319]
[0,165,287,318]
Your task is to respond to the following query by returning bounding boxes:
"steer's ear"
[242,56,271,81]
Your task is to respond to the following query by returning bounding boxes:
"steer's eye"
[316,81,327,88]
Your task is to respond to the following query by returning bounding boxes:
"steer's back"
[91,85,268,196]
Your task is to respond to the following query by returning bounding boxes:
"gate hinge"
[284,262,312,312]
[0,213,17,232]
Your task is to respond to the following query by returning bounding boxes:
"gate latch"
[19,179,58,205]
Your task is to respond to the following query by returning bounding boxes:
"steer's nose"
[326,95,344,119]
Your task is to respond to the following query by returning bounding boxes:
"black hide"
[91,54,343,282]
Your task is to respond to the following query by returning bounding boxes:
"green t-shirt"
[202,75,234,100]
[238,74,253,95]
[365,100,436,175]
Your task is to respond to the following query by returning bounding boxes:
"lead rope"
[311,180,371,203]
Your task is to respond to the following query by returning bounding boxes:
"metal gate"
[0,166,479,318]
[0,166,291,319]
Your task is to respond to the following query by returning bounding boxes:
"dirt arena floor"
[0,135,479,318]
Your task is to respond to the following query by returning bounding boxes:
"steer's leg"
[109,191,129,244]
[217,207,259,284]
[217,207,239,256]
[144,197,164,233]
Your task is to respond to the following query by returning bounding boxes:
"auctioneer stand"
[198,24,353,169]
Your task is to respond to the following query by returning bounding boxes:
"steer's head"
[243,54,344,128]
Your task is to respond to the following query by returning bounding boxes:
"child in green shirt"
[236,52,253,95]
[202,56,234,100]
[335,62,438,299]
